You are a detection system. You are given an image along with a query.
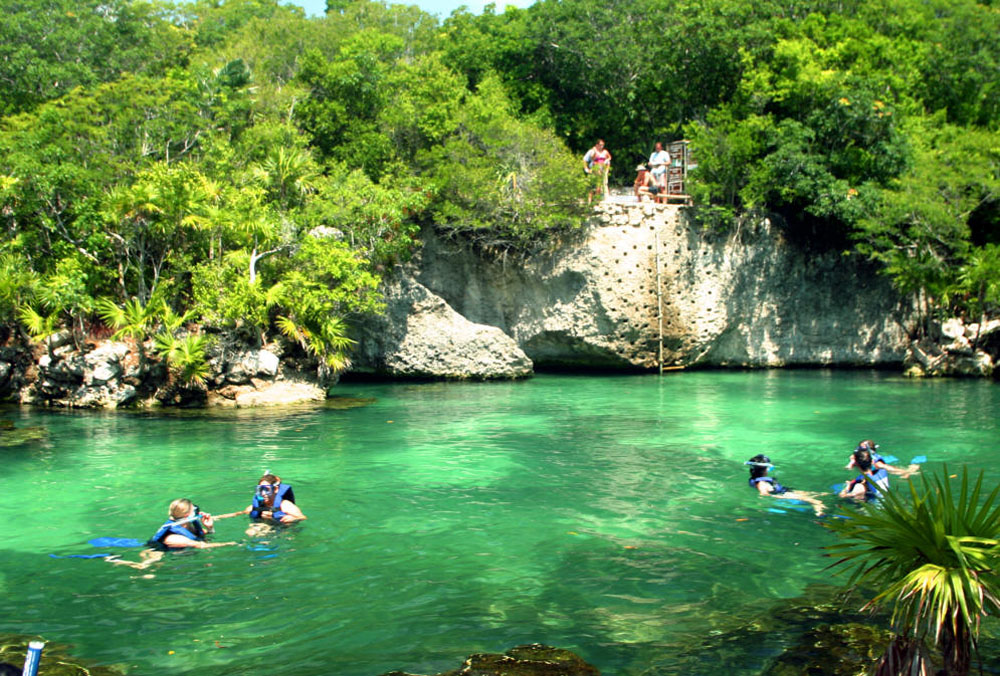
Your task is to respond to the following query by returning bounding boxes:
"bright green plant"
[18,306,60,356]
[153,332,212,387]
[0,253,38,325]
[825,466,1000,675]
[96,295,164,370]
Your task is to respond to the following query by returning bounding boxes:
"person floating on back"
[108,498,238,570]
[746,454,825,516]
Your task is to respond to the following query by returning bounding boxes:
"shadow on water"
[0,418,48,447]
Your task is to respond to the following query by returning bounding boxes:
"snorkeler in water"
[216,473,307,537]
[107,498,238,570]
[844,439,920,481]
[746,454,826,516]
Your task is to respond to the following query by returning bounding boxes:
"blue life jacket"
[250,484,296,521]
[148,518,204,550]
[749,476,787,495]
[847,473,883,500]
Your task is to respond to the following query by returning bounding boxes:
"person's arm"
[213,507,252,520]
[278,500,307,523]
[876,460,920,479]
[839,480,866,500]
[777,490,825,516]
[583,149,593,173]
[161,533,239,549]
[161,533,204,549]
[755,481,772,496]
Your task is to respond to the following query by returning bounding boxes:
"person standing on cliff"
[583,139,611,203]
[648,142,670,190]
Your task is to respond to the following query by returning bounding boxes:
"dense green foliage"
[1,0,998,365]
[441,0,1000,330]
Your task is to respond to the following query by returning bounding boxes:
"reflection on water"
[3,371,999,675]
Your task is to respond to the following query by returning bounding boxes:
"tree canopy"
[1,0,998,364]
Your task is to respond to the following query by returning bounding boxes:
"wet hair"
[168,498,194,520]
[853,448,874,472]
[0,663,21,676]
[168,498,204,537]
[259,473,280,486]
[747,454,771,479]
[857,439,878,453]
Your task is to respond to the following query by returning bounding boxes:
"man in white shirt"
[648,142,670,190]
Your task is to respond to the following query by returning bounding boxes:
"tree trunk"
[941,621,971,676]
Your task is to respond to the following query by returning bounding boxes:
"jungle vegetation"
[1,0,998,369]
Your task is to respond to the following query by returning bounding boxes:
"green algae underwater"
[4,370,1000,675]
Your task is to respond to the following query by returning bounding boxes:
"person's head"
[856,439,878,454]
[595,139,605,150]
[256,474,281,504]
[853,448,873,472]
[655,141,663,151]
[746,454,772,479]
[0,662,21,676]
[168,498,204,536]
[168,498,195,520]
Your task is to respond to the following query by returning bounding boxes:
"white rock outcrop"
[408,203,913,369]
[353,276,533,379]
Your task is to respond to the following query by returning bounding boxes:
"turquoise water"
[3,371,999,675]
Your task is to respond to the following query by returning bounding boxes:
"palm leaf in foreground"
[824,466,1000,675]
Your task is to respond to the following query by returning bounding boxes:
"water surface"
[4,371,999,675]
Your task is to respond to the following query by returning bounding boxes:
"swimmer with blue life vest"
[216,473,306,536]
[844,439,921,480]
[746,454,826,516]
[107,498,239,569]
[839,440,920,501]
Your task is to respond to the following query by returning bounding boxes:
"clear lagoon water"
[4,370,1000,675]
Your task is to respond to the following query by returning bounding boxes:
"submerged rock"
[381,644,599,676]
[0,633,123,676]
[0,418,48,446]
[761,622,901,676]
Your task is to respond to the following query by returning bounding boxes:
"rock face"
[0,337,331,409]
[410,203,914,370]
[903,318,999,377]
[353,276,533,379]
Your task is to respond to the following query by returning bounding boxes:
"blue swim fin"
[910,455,927,464]
[89,537,145,548]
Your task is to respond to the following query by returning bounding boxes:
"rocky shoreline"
[1,205,996,409]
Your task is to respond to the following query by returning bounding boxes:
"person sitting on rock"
[635,164,664,202]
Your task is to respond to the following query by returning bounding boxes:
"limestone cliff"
[392,202,913,371]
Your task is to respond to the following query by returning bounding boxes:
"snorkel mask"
[255,483,278,500]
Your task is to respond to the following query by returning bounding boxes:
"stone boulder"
[353,276,533,379]
[220,348,281,385]
[207,381,326,408]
